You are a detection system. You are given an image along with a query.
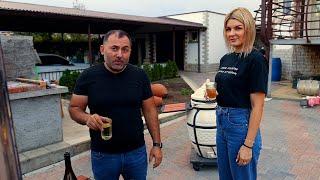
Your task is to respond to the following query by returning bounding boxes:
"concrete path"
[19,99,185,174]
[179,71,217,91]
[24,99,320,180]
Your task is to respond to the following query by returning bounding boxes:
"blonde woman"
[214,8,268,180]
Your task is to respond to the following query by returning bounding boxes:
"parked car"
[36,53,74,66]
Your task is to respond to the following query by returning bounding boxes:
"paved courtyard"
[24,99,320,180]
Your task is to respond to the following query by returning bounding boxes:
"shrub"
[152,64,163,81]
[162,63,171,79]
[59,70,81,93]
[167,60,178,78]
[180,88,194,96]
[142,61,178,82]
[142,64,153,81]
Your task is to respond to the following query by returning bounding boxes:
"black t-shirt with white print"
[73,64,153,153]
[215,49,268,109]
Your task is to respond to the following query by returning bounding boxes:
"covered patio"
[0,1,206,70]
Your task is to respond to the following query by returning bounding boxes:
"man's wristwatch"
[153,142,163,148]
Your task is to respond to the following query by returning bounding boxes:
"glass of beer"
[101,117,112,141]
[206,82,217,99]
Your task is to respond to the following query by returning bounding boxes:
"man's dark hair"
[103,30,132,46]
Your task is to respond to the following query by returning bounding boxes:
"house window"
[188,31,198,43]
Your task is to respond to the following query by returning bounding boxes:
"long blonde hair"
[223,7,256,57]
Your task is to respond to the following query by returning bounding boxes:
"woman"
[214,7,268,180]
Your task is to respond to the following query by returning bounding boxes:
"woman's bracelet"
[243,143,253,149]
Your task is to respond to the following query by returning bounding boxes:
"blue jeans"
[91,145,147,180]
[216,106,262,180]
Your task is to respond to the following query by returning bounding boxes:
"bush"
[180,88,194,96]
[142,64,153,81]
[59,70,81,93]
[142,61,178,82]
[162,64,171,79]
[152,64,163,81]
[167,60,178,78]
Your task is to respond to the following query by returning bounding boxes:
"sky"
[6,0,261,17]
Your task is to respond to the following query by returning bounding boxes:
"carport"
[0,1,206,69]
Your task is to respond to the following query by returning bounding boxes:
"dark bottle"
[63,152,77,180]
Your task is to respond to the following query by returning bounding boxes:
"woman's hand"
[236,145,252,166]
[204,89,218,101]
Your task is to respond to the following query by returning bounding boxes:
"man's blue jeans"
[216,106,262,180]
[91,145,147,180]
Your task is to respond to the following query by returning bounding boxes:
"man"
[69,30,162,180]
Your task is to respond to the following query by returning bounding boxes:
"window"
[188,31,198,43]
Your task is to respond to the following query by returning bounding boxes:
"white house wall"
[208,13,227,66]
[186,42,199,65]
[168,11,227,72]
[167,13,204,24]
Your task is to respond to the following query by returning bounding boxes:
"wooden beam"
[261,0,267,45]
[88,24,93,66]
[172,30,176,62]
[0,45,22,180]
[61,33,65,57]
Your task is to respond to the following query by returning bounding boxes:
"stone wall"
[9,86,68,153]
[272,45,320,80]
[0,35,40,80]
[292,45,320,78]
[272,45,293,80]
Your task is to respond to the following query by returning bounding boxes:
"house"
[167,11,228,72]
[0,1,206,73]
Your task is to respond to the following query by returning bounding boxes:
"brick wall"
[272,45,293,80]
[1,35,40,80]
[292,45,320,77]
[272,45,320,80]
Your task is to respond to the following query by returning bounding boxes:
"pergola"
[0,1,206,67]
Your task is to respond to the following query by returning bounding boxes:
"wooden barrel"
[297,80,320,96]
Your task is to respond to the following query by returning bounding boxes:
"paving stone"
[24,72,320,180]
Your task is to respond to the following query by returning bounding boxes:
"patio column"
[88,24,93,66]
[138,41,142,65]
[153,34,157,63]
[144,35,151,64]
[172,30,176,62]
[61,33,66,57]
